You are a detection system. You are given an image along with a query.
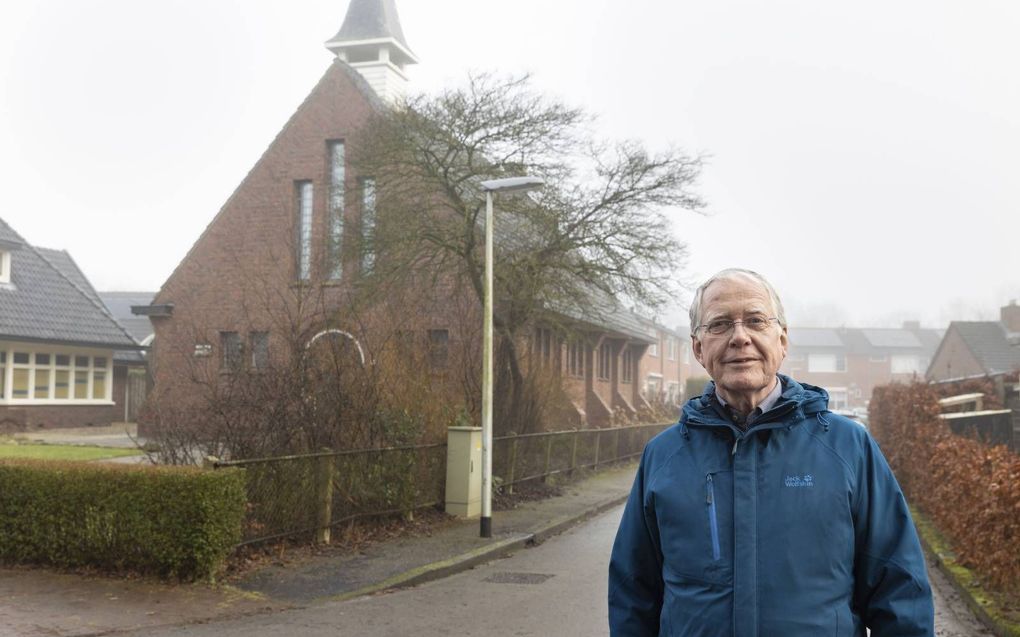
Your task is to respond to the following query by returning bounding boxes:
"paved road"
[929,558,993,636]
[127,505,990,637]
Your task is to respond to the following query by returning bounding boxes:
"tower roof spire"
[326,0,417,65]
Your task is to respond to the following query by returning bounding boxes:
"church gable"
[156,61,379,308]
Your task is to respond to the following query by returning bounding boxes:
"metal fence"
[214,422,670,547]
[492,423,669,493]
[214,443,447,546]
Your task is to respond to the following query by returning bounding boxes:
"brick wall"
[148,61,381,418]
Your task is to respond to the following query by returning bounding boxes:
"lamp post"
[478,176,544,538]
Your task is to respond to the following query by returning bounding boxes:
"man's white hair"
[689,268,787,336]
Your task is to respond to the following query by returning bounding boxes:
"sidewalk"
[0,464,637,637]
[11,423,147,450]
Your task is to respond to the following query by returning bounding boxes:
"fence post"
[316,451,335,545]
[543,435,553,482]
[569,429,579,478]
[507,436,518,495]
[404,449,415,522]
[593,430,601,471]
[614,428,622,463]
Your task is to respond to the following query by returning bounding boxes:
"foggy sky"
[1,0,1017,330]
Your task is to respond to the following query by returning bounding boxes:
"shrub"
[871,382,1020,593]
[0,459,245,581]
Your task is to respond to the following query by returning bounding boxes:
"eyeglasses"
[696,316,780,336]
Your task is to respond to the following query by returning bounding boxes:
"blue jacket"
[608,376,934,636]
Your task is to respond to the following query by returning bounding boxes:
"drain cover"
[484,572,555,585]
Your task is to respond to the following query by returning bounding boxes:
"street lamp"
[478,176,544,538]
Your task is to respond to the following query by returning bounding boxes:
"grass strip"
[0,443,143,461]
[911,505,1020,637]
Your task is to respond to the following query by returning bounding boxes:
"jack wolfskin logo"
[784,474,814,487]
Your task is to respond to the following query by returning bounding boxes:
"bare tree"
[144,248,470,463]
[351,73,705,433]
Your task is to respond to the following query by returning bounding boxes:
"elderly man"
[608,269,934,636]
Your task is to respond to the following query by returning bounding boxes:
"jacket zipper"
[706,473,721,561]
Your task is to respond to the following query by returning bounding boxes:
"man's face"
[692,276,788,409]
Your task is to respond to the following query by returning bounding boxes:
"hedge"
[0,459,246,581]
[871,382,1020,593]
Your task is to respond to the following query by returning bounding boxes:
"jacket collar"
[680,374,830,433]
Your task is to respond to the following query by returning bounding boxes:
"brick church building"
[139,0,683,435]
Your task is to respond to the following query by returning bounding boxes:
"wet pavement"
[0,426,1004,636]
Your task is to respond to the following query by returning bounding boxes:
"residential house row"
[926,301,1020,383]
[780,322,943,411]
[0,218,145,430]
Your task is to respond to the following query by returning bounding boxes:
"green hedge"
[0,460,246,581]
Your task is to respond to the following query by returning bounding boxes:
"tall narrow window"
[0,250,9,284]
[250,331,269,369]
[220,332,243,371]
[92,357,108,400]
[598,343,612,380]
[360,177,376,273]
[622,348,634,383]
[533,327,554,367]
[427,329,449,368]
[567,341,584,377]
[12,352,29,399]
[327,142,345,279]
[296,181,314,281]
[34,353,50,399]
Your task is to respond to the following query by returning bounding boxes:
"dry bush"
[871,382,1020,593]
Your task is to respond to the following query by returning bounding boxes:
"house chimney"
[902,320,920,331]
[1001,300,1020,333]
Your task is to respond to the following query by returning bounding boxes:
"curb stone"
[324,534,531,603]
[324,493,630,603]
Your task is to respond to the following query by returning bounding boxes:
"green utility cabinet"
[445,426,482,518]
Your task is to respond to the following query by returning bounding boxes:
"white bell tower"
[325,0,419,104]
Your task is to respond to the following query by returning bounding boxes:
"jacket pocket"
[706,473,721,561]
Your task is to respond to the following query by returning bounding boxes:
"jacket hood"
[681,374,830,428]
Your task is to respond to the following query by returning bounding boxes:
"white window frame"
[0,250,10,284]
[891,355,922,375]
[645,374,662,399]
[828,386,849,410]
[667,337,676,361]
[808,352,842,373]
[0,342,114,405]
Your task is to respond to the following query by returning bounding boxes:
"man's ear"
[692,334,704,365]
[779,327,789,360]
